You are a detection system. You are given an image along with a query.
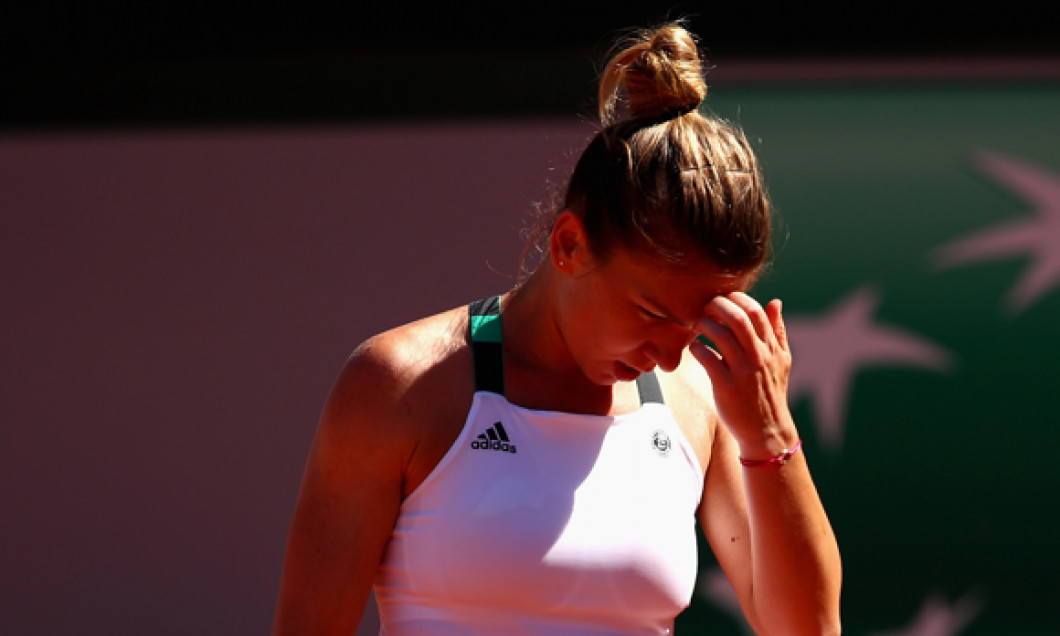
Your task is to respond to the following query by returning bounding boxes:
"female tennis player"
[273,21,842,636]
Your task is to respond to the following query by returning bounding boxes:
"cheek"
[567,313,632,361]
[593,316,652,356]
[563,278,644,355]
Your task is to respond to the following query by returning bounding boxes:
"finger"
[703,295,762,359]
[689,335,731,381]
[725,292,773,344]
[766,298,790,353]
[694,333,717,351]
[693,314,745,369]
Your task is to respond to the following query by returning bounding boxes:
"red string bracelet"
[739,439,803,467]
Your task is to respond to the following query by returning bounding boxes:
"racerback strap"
[468,295,664,405]
[469,296,505,395]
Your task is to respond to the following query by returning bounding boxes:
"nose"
[645,327,696,373]
[645,342,684,373]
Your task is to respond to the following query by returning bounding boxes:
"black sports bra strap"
[469,296,505,395]
[635,371,665,405]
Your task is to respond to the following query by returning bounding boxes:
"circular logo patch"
[651,429,672,457]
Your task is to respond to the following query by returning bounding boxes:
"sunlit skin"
[555,242,752,385]
[502,210,761,421]
[494,210,839,635]
[271,207,840,636]
[272,210,841,636]
[273,21,841,633]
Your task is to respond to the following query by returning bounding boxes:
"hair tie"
[668,103,699,117]
[628,103,699,128]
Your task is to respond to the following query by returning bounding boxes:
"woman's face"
[557,244,752,386]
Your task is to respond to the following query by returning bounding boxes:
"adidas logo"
[471,421,517,454]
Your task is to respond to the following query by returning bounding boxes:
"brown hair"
[527,22,772,277]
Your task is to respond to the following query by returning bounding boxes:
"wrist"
[735,421,801,464]
[740,438,802,467]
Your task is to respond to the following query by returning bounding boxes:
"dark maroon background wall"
[0,121,591,634]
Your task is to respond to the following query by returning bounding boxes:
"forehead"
[607,248,753,305]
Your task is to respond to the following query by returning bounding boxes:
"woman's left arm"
[691,293,842,636]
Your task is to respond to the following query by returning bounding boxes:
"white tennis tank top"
[372,390,705,635]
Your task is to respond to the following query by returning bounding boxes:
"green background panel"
[676,84,1060,634]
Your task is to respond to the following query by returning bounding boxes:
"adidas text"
[471,421,517,454]
[470,439,518,453]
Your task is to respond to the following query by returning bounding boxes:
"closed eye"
[639,306,667,320]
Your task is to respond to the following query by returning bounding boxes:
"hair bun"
[598,23,708,123]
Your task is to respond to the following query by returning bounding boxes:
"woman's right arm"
[271,338,413,635]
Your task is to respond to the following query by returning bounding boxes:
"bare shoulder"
[273,306,473,632]
[327,306,473,434]
[317,306,476,497]
[339,308,469,394]
[657,348,720,470]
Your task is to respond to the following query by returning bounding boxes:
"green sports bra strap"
[469,296,505,395]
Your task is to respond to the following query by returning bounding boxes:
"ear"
[549,211,591,274]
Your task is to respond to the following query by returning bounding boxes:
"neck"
[501,268,573,376]
[499,268,624,415]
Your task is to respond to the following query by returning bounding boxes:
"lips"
[614,361,645,381]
